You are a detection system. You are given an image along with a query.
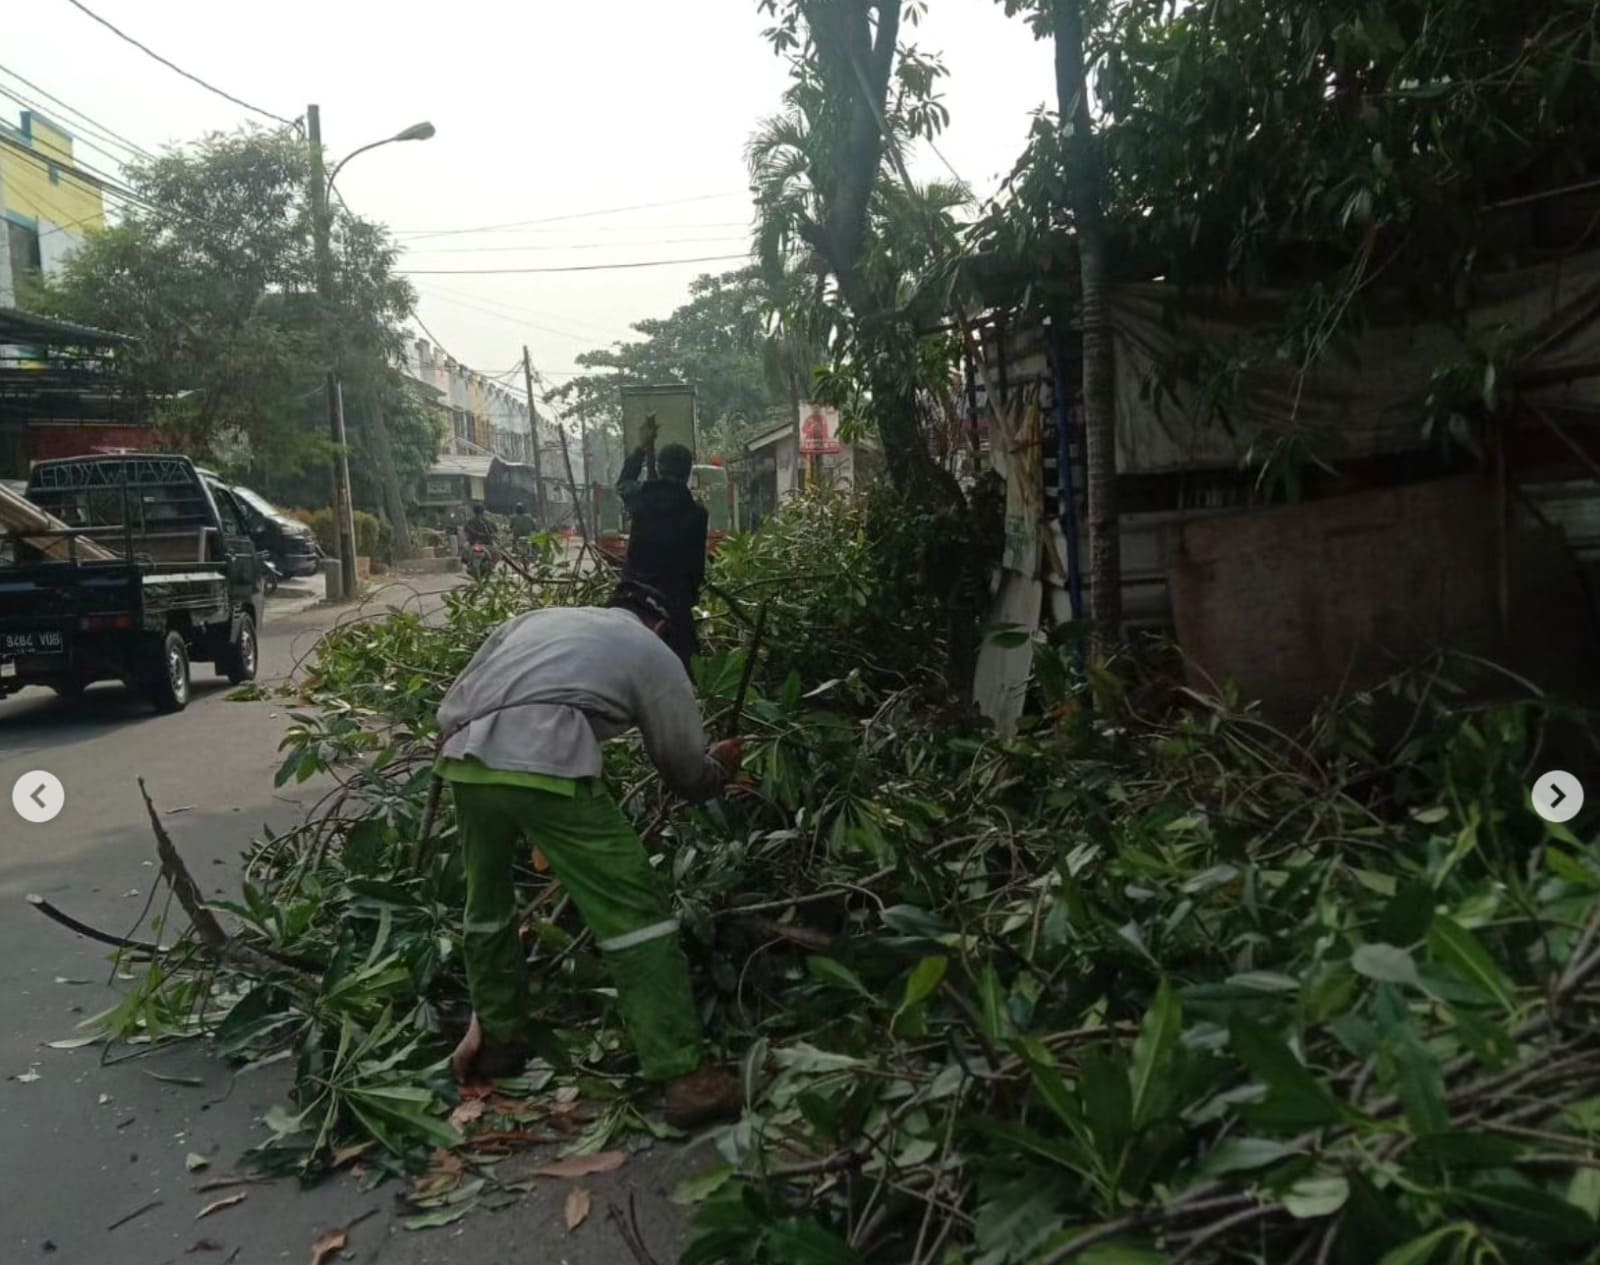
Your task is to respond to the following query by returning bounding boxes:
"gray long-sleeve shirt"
[436,605,728,801]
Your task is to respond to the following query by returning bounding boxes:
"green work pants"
[452,779,702,1082]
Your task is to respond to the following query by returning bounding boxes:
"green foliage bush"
[292,507,381,558]
[86,490,1600,1263]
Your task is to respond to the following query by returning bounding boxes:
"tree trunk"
[1053,0,1122,648]
[364,396,412,560]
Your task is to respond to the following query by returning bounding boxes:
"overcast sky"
[5,0,1053,409]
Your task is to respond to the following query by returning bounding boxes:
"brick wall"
[1166,474,1596,721]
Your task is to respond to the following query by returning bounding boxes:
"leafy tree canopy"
[549,268,791,472]
[35,126,419,495]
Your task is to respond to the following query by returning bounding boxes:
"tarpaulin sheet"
[1109,250,1600,475]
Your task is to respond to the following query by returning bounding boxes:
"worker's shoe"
[662,1062,742,1129]
[449,1012,531,1083]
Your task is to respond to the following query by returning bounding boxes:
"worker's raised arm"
[634,670,730,803]
[617,445,647,507]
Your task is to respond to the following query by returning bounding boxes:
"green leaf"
[1375,882,1436,945]
[1377,1225,1470,1265]
[1386,1030,1448,1135]
[893,955,947,1027]
[403,1207,470,1231]
[671,1163,736,1206]
[1568,1167,1600,1220]
[1283,1175,1350,1219]
[1080,1047,1134,1168]
[1230,1016,1343,1128]
[1199,1136,1303,1177]
[1017,1039,1094,1153]
[1078,1248,1167,1265]
[1353,943,1421,989]
[145,1071,205,1087]
[1226,971,1300,994]
[46,1034,104,1050]
[978,962,1006,1040]
[974,1176,1065,1262]
[1411,1131,1522,1169]
[1128,979,1180,1128]
[1464,1183,1597,1244]
[762,1217,865,1264]
[805,956,871,999]
[1545,846,1597,888]
[1427,917,1515,1010]
[977,1119,1097,1182]
[771,1043,867,1074]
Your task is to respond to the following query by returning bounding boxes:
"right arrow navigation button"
[1532,770,1584,825]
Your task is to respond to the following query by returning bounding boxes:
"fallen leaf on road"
[531,1151,627,1180]
[13,1068,41,1082]
[308,1227,347,1265]
[564,1186,591,1231]
[187,1239,223,1254]
[329,1141,372,1169]
[459,1127,558,1152]
[402,1207,469,1231]
[167,805,195,815]
[149,1071,206,1087]
[193,1176,263,1194]
[195,1192,247,1220]
[97,1093,113,1105]
[47,1035,102,1050]
[54,976,92,985]
[186,1153,210,1172]
[449,1098,486,1127]
[123,889,140,898]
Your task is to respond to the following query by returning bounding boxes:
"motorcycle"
[258,551,283,595]
[462,540,498,581]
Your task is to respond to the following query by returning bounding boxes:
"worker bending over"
[617,414,708,673]
[438,580,742,1127]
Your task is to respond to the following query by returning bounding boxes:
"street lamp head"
[395,122,436,142]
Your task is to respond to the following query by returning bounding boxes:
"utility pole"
[521,346,547,527]
[306,104,357,598]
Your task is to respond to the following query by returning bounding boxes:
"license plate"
[2,630,65,656]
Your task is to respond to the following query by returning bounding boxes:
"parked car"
[229,484,322,578]
[1,454,262,712]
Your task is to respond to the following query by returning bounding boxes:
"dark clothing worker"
[463,504,496,547]
[617,423,707,673]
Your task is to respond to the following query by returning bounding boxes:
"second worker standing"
[616,413,707,674]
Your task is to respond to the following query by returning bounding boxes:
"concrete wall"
[1166,474,1595,721]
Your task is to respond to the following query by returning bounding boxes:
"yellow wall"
[2,113,105,235]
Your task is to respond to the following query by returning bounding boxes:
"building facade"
[401,337,540,464]
[0,111,104,307]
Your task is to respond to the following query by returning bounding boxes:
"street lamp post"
[306,105,433,598]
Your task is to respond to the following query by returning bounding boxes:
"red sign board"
[799,404,843,456]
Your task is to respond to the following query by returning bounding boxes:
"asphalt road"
[0,572,702,1265]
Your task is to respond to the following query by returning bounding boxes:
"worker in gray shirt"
[439,580,744,1127]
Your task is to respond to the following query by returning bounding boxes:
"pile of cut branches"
[60,496,1600,1263]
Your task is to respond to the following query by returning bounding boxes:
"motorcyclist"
[463,503,497,548]
[509,501,537,542]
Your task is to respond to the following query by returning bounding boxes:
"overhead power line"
[405,234,752,255]
[0,62,156,160]
[415,288,627,347]
[0,85,145,176]
[61,0,297,128]
[400,252,751,276]
[395,192,749,241]
[417,281,634,340]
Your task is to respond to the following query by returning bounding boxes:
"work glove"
[709,738,744,774]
